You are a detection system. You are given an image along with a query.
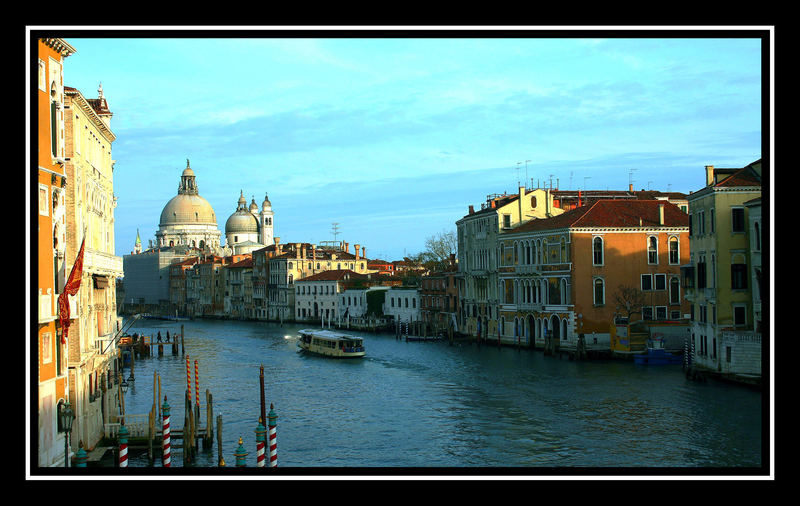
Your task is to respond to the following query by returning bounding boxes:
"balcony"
[85,248,123,277]
[38,289,55,323]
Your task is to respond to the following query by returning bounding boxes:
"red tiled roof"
[714,166,762,188]
[228,257,254,269]
[296,269,367,282]
[513,200,688,232]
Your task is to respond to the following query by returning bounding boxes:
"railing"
[721,330,761,344]
[105,412,153,438]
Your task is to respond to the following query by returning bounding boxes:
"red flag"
[57,237,85,344]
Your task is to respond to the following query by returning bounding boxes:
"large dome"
[160,194,217,226]
[225,209,259,234]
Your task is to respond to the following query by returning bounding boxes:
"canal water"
[121,318,763,470]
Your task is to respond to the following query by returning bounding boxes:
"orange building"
[498,200,690,352]
[37,37,76,467]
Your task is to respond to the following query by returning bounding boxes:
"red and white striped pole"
[255,418,266,468]
[118,422,129,468]
[194,359,200,410]
[268,404,277,467]
[185,355,191,405]
[162,396,171,467]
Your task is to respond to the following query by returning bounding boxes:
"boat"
[634,338,682,365]
[297,329,366,358]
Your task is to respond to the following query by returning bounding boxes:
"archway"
[313,302,319,319]
[527,315,535,348]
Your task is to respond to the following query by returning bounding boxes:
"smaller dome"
[225,210,259,234]
[249,198,258,212]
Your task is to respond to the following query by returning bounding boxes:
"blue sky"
[59,33,764,261]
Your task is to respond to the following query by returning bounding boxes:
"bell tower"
[260,193,274,246]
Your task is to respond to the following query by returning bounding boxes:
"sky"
[54,30,765,262]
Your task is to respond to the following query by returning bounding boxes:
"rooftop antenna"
[569,171,574,190]
[516,162,521,187]
[583,176,591,192]
[525,160,531,189]
[549,174,554,190]
[331,222,340,243]
[629,168,637,190]
[647,181,653,191]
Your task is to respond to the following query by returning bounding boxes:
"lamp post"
[59,400,75,467]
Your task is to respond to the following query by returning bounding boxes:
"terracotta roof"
[714,165,762,188]
[228,257,254,269]
[512,200,688,233]
[296,269,367,282]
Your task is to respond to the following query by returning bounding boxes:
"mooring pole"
[259,365,266,429]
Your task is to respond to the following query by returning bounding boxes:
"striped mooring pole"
[162,396,171,467]
[194,359,200,410]
[118,423,129,468]
[234,437,248,467]
[185,355,191,405]
[268,404,277,467]
[255,418,266,467]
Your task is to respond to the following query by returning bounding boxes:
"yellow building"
[266,241,373,321]
[37,37,76,467]
[63,84,124,453]
[455,186,564,338]
[683,160,762,379]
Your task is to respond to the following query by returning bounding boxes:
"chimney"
[362,247,366,259]
[658,203,665,225]
[468,205,475,215]
[301,245,306,259]
[519,186,525,222]
[629,183,633,192]
[705,165,715,186]
[355,244,361,261]
[274,237,281,254]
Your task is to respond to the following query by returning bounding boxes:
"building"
[683,160,762,380]
[168,257,200,315]
[155,160,221,251]
[62,83,124,453]
[384,287,422,324]
[420,256,460,334]
[37,36,76,467]
[222,256,254,318]
[224,191,274,255]
[294,269,368,322]
[267,241,372,322]
[367,259,395,275]
[499,199,690,351]
[339,286,391,321]
[456,186,566,339]
[122,247,195,314]
[183,254,247,317]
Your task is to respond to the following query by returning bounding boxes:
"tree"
[612,284,646,322]
[421,229,457,271]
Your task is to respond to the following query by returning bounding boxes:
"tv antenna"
[331,222,340,243]
[629,168,637,190]
[516,162,521,187]
[525,160,531,189]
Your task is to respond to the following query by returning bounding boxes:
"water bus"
[297,329,366,358]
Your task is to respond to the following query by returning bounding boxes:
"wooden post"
[206,390,213,447]
[259,365,266,431]
[216,414,224,466]
[148,409,154,465]
[181,324,185,354]
[184,389,191,465]
[157,374,162,421]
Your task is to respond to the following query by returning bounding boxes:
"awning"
[93,275,110,288]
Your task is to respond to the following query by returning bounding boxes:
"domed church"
[225,190,274,255]
[155,159,222,251]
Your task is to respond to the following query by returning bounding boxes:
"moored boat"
[298,329,365,358]
[634,338,682,365]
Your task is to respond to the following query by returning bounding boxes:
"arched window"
[593,236,603,265]
[593,277,605,306]
[647,236,658,264]
[754,222,761,250]
[669,277,680,305]
[560,278,569,305]
[668,236,679,264]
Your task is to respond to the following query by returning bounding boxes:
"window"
[642,306,653,320]
[710,208,715,233]
[593,278,605,306]
[731,208,745,233]
[670,310,681,320]
[696,255,707,289]
[698,211,705,235]
[503,214,511,228]
[688,214,693,236]
[754,222,761,251]
[669,277,681,304]
[668,236,679,264]
[655,306,667,320]
[734,305,747,327]
[39,184,49,216]
[654,274,666,291]
[731,263,748,290]
[592,237,603,265]
[647,236,658,264]
[641,274,653,291]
